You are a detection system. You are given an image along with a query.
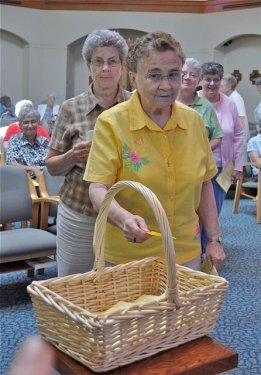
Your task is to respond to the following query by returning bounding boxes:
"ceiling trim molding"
[1,0,261,13]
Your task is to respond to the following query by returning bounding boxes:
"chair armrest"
[28,179,59,229]
[40,196,60,231]
[37,172,49,198]
[36,171,62,230]
[26,175,42,228]
[41,196,60,204]
[243,161,261,168]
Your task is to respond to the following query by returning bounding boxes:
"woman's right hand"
[71,140,91,164]
[123,215,150,243]
[46,141,91,176]
[89,182,150,244]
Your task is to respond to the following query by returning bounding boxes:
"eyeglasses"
[145,70,182,84]
[91,58,121,67]
[182,71,199,79]
[22,119,38,125]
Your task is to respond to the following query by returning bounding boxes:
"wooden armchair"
[37,167,64,233]
[0,136,5,164]
[232,161,261,223]
[0,165,57,275]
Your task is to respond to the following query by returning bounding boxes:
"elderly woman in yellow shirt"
[84,31,225,271]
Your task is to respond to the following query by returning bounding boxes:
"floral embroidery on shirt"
[134,137,144,146]
[193,224,200,241]
[123,143,150,172]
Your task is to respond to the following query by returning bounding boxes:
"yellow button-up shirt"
[84,91,217,265]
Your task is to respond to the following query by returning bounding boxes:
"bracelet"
[207,235,222,243]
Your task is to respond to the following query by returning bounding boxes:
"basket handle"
[93,180,181,306]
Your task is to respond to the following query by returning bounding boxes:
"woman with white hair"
[221,74,250,142]
[177,57,223,150]
[247,104,261,181]
[15,99,33,117]
[46,29,131,277]
[6,108,49,178]
[3,100,49,148]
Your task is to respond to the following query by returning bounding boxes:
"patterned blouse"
[6,133,49,170]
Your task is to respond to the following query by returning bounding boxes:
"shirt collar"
[20,132,44,146]
[190,93,202,107]
[129,91,187,131]
[85,83,128,115]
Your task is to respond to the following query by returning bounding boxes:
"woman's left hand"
[231,170,242,184]
[205,242,226,271]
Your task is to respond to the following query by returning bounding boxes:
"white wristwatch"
[207,235,223,243]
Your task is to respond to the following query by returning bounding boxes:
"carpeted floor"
[0,198,260,375]
[209,198,261,375]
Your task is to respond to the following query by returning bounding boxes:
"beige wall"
[1,5,260,122]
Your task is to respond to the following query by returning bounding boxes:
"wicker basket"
[27,180,228,373]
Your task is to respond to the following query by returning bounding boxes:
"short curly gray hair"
[18,108,40,125]
[201,62,224,80]
[184,57,201,75]
[222,74,238,89]
[127,31,185,73]
[82,29,128,64]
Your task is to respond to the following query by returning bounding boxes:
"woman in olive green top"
[177,57,223,150]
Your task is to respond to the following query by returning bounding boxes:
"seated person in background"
[3,100,49,148]
[6,108,49,178]
[0,95,16,119]
[38,94,60,135]
[177,57,223,150]
[221,74,250,142]
[247,105,261,182]
[255,77,261,95]
[15,99,34,118]
[254,77,261,123]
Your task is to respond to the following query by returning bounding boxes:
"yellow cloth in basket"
[201,259,219,276]
[101,294,162,315]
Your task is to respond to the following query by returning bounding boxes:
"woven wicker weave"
[27,180,228,373]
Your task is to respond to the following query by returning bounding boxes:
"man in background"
[254,77,261,126]
[221,74,250,143]
[247,104,261,182]
[38,94,60,136]
[255,77,261,95]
